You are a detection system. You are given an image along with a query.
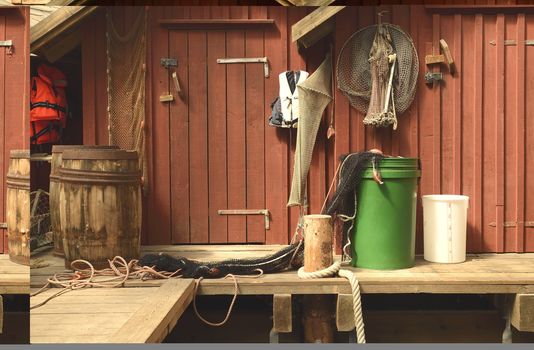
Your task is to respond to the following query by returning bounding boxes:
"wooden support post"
[511,294,534,332]
[0,295,3,334]
[273,294,292,333]
[302,215,335,343]
[336,293,354,332]
[303,215,333,272]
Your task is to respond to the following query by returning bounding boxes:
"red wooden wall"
[0,7,29,253]
[81,5,534,252]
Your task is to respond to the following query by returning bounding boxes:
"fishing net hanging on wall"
[336,23,419,129]
[106,8,148,193]
[30,189,52,252]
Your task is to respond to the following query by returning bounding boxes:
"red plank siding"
[245,6,267,243]
[264,6,289,245]
[79,6,534,252]
[206,25,229,244]
[0,8,29,253]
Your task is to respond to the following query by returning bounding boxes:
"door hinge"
[489,221,534,228]
[0,222,7,229]
[218,209,271,230]
[217,57,270,78]
[0,40,13,55]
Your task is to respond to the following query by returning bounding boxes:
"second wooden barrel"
[6,150,30,265]
[59,149,142,269]
[50,145,118,257]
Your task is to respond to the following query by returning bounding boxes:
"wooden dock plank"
[30,280,195,344]
[108,279,194,343]
[0,254,29,294]
[30,247,534,295]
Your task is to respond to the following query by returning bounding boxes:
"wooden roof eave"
[30,5,98,53]
[291,5,345,50]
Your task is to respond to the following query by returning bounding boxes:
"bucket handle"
[372,157,384,185]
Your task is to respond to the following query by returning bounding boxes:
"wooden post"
[302,214,335,343]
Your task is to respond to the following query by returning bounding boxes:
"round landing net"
[336,24,419,122]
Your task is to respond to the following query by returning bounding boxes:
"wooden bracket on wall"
[425,38,455,75]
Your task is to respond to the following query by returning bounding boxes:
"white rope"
[338,269,366,344]
[297,261,366,343]
[297,261,341,279]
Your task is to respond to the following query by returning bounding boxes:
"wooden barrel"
[50,145,118,257]
[6,150,30,265]
[59,149,141,269]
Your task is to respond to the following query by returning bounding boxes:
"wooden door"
[167,27,268,244]
[0,8,29,253]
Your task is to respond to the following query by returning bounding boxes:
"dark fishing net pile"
[322,152,385,254]
[139,242,304,279]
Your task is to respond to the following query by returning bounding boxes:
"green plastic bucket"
[351,157,421,270]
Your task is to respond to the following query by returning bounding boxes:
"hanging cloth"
[288,53,333,207]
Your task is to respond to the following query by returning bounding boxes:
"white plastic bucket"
[422,195,469,263]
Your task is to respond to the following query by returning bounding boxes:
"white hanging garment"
[279,70,309,126]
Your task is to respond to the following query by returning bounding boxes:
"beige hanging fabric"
[106,9,148,193]
[288,53,333,207]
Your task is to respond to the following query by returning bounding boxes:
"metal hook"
[377,10,389,25]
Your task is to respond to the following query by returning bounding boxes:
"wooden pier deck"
[29,246,534,343]
[0,254,29,295]
[30,279,194,343]
[31,246,534,294]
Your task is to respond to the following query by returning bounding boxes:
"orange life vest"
[30,64,68,145]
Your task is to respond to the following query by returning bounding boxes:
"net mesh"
[336,24,418,124]
[288,53,333,207]
[107,8,148,193]
[30,189,52,252]
[323,152,385,257]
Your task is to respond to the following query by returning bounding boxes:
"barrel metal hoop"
[6,175,30,190]
[59,168,141,185]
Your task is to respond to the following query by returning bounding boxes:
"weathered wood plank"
[273,294,292,333]
[336,293,354,331]
[511,294,534,332]
[291,5,344,47]
[108,279,195,343]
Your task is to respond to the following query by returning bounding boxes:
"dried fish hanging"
[106,8,148,193]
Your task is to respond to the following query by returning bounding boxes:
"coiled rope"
[30,256,181,310]
[297,261,366,344]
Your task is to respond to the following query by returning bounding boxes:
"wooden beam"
[30,6,97,53]
[292,6,344,49]
[274,0,293,6]
[159,19,275,29]
[511,294,534,332]
[336,293,354,331]
[40,27,81,63]
[0,295,3,334]
[108,279,195,343]
[287,0,336,6]
[273,294,292,333]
